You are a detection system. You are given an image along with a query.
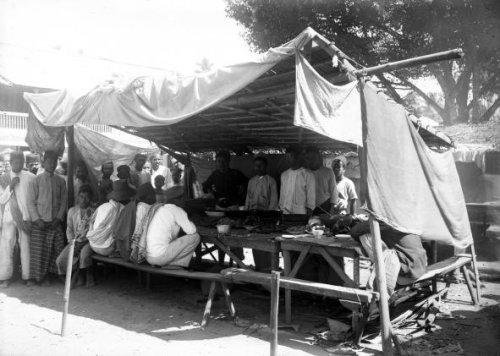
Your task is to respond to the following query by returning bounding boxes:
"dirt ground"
[1,260,499,356]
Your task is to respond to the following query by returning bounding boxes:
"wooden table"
[276,234,365,324]
[197,226,281,270]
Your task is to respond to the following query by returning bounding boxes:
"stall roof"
[125,47,451,153]
[23,27,453,154]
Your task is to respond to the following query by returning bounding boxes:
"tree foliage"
[225,0,500,125]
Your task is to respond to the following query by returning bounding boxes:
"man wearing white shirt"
[150,153,172,190]
[145,204,200,268]
[0,152,36,287]
[279,147,316,215]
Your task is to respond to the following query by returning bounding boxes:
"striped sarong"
[30,223,65,282]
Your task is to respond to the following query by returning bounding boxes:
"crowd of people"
[0,146,426,297]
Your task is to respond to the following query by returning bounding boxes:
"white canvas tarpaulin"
[360,81,472,248]
[74,125,158,179]
[23,29,317,128]
[294,53,362,146]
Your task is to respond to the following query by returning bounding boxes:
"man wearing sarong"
[27,151,67,285]
[279,146,316,215]
[305,146,338,215]
[86,180,136,256]
[145,205,200,268]
[245,156,278,272]
[0,152,36,287]
[55,184,95,287]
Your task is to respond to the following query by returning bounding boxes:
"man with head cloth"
[0,151,36,287]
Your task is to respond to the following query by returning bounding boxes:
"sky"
[0,0,439,95]
[0,0,255,92]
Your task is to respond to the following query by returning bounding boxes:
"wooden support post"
[201,281,217,329]
[66,126,76,208]
[353,257,361,287]
[470,243,481,304]
[283,251,292,324]
[60,239,76,337]
[221,283,236,320]
[461,265,478,306]
[431,241,438,293]
[270,271,280,356]
[369,216,393,355]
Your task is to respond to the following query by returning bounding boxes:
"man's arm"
[56,178,68,221]
[329,171,339,213]
[244,179,252,210]
[269,177,279,211]
[27,177,40,222]
[305,171,316,214]
[0,184,12,205]
[347,180,358,216]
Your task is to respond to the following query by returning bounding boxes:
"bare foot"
[25,280,36,287]
[0,280,10,288]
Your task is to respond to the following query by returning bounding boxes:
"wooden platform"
[91,255,235,327]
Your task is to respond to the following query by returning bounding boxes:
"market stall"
[23,27,477,355]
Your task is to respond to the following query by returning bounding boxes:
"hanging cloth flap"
[73,125,158,179]
[361,81,472,248]
[294,53,361,146]
[25,116,65,155]
[23,28,317,127]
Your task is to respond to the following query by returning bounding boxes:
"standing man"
[150,153,172,190]
[245,156,278,211]
[305,146,338,215]
[97,161,114,204]
[130,154,147,188]
[332,156,358,215]
[279,147,316,215]
[0,152,36,287]
[26,153,40,175]
[202,150,248,208]
[245,156,278,272]
[27,150,67,285]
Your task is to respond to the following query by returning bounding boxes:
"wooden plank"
[415,256,471,282]
[318,247,356,287]
[289,246,311,278]
[206,236,250,269]
[222,268,375,303]
[91,255,224,281]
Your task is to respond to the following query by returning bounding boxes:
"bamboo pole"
[354,49,463,77]
[470,242,481,304]
[369,216,394,355]
[270,271,280,356]
[60,238,76,337]
[66,126,76,208]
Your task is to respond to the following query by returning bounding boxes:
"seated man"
[332,156,358,216]
[145,204,200,268]
[164,166,185,207]
[56,184,95,287]
[97,161,114,204]
[86,180,136,256]
[350,221,428,295]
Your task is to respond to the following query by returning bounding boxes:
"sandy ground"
[0,261,499,356]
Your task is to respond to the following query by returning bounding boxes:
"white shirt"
[245,175,278,210]
[0,170,36,223]
[311,166,338,207]
[337,177,358,213]
[279,168,316,214]
[151,165,172,190]
[87,200,123,249]
[145,204,196,259]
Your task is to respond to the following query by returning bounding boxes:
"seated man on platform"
[56,184,95,287]
[202,150,248,209]
[86,180,136,256]
[144,204,200,269]
[279,146,316,215]
[350,221,428,296]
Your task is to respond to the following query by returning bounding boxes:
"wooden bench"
[91,255,236,327]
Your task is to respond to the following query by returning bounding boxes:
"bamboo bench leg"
[283,251,292,325]
[221,282,236,320]
[201,281,217,328]
[470,243,481,305]
[461,266,478,306]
